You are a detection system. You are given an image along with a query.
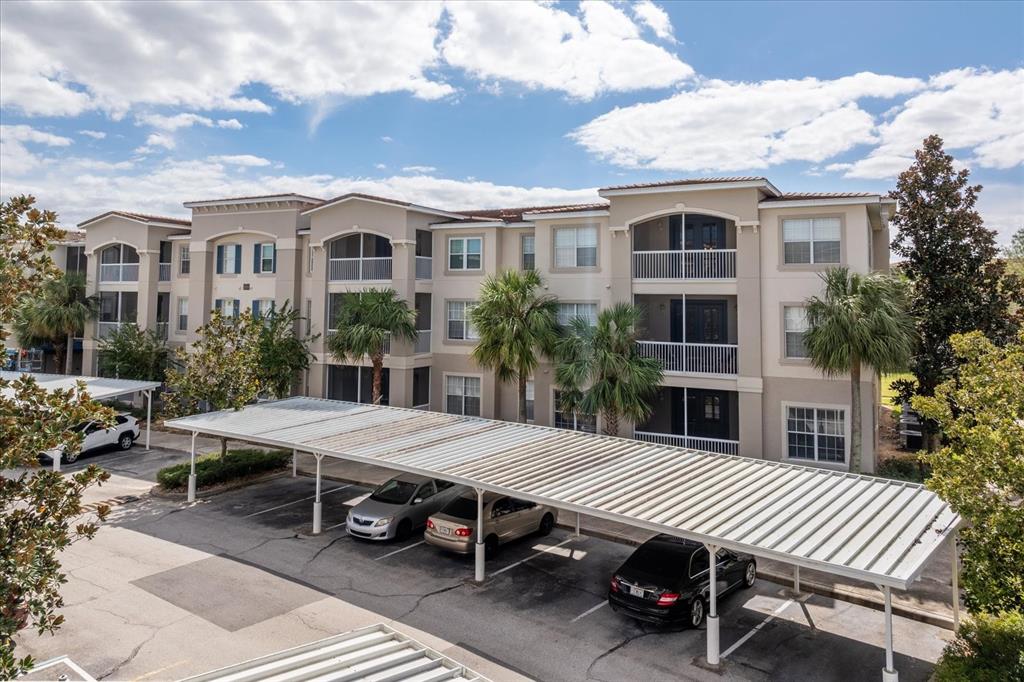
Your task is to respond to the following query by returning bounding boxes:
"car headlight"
[374,517,393,527]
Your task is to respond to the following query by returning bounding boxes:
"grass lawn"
[881,372,914,407]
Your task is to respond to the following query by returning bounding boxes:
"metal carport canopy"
[165,396,959,591]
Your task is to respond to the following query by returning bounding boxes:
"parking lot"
[29,445,950,681]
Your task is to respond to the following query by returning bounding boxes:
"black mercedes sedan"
[608,534,756,628]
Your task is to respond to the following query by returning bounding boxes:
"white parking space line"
[492,537,577,576]
[375,540,425,560]
[721,594,809,659]
[571,600,608,623]
[242,485,351,518]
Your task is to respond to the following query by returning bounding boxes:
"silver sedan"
[346,474,466,541]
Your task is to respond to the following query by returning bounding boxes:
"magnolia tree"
[1,196,114,678]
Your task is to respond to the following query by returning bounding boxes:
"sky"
[0,1,1021,243]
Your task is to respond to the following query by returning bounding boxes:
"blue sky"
[1,1,1021,241]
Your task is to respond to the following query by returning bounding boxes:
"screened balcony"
[328,233,393,281]
[99,244,140,282]
[634,387,739,455]
[632,213,736,279]
[415,229,432,280]
[635,294,738,376]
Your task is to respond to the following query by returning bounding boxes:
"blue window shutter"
[252,300,260,318]
[214,299,222,313]
[233,299,241,316]
[253,243,261,273]
[234,245,242,274]
[216,245,224,274]
[271,244,277,273]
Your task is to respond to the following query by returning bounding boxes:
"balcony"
[158,263,171,281]
[414,330,431,354]
[416,256,432,280]
[633,249,736,280]
[99,263,139,282]
[637,340,738,375]
[155,322,169,340]
[96,321,123,339]
[634,431,739,456]
[327,329,390,356]
[635,387,739,455]
[328,257,392,282]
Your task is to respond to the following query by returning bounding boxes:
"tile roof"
[183,193,324,205]
[761,192,881,202]
[78,210,192,228]
[452,202,609,223]
[600,177,768,191]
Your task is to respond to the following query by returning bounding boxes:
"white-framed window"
[557,302,598,327]
[255,243,276,273]
[305,298,312,334]
[446,375,481,416]
[446,300,478,340]
[448,237,482,271]
[179,245,191,275]
[176,297,188,332]
[784,306,809,358]
[525,380,535,421]
[214,298,240,318]
[787,406,846,464]
[553,226,598,268]
[783,217,841,264]
[521,234,536,271]
[216,243,242,274]
[553,390,597,433]
[307,244,315,274]
[252,299,275,319]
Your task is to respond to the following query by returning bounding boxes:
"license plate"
[628,586,645,598]
[441,527,452,535]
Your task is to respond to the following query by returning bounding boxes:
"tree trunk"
[371,353,383,405]
[517,374,527,423]
[65,333,75,375]
[220,436,228,459]
[604,410,619,437]
[54,339,67,374]
[850,359,862,473]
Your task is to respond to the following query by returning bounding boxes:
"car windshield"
[369,479,418,505]
[442,496,478,520]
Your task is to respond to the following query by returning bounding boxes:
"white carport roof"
[166,397,959,591]
[0,371,160,401]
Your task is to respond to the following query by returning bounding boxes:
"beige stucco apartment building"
[70,177,895,472]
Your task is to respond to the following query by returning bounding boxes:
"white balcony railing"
[328,257,392,281]
[634,431,739,456]
[99,263,139,282]
[158,263,171,281]
[636,340,738,375]
[96,321,124,339]
[155,322,169,340]
[414,330,431,354]
[416,256,432,280]
[633,249,736,279]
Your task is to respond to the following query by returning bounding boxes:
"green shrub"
[157,448,290,490]
[876,456,931,483]
[933,611,1024,682]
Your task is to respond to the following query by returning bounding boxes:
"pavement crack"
[394,582,466,620]
[584,627,666,682]
[304,534,346,568]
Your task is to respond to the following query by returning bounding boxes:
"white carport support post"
[474,487,485,583]
[574,511,581,538]
[187,432,197,502]
[882,586,898,682]
[951,530,960,631]
[312,453,324,535]
[292,449,297,477]
[52,450,61,473]
[705,543,720,666]
[794,565,801,594]
[144,389,152,451]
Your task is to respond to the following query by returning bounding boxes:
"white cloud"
[571,73,923,171]
[374,163,388,170]
[380,136,394,143]
[136,113,245,131]
[207,154,272,167]
[0,1,452,118]
[843,68,1024,179]
[441,1,693,100]
[78,129,106,140]
[0,124,73,174]
[1,124,73,147]
[632,1,675,42]
[402,165,437,173]
[217,118,244,130]
[134,133,175,154]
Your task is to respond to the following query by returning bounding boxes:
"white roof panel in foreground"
[166,397,960,590]
[1,371,160,401]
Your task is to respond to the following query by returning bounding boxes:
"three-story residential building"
[73,177,895,472]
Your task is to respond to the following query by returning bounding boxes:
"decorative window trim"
[446,236,483,273]
[779,302,812,364]
[521,233,536,271]
[781,401,849,469]
[778,214,846,270]
[551,224,599,272]
[444,373,482,416]
[445,300,479,342]
[557,301,599,327]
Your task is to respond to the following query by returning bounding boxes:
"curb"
[308,470,956,631]
[152,470,289,500]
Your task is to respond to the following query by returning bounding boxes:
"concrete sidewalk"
[289,450,960,631]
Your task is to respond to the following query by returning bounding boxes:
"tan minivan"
[424,491,557,556]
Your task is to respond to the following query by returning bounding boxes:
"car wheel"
[689,597,705,628]
[538,512,554,536]
[63,450,79,464]
[484,535,500,559]
[396,519,412,541]
[743,561,757,588]
[118,433,134,450]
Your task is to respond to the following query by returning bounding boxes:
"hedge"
[933,611,1024,682]
[157,448,291,490]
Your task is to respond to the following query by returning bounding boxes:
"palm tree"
[804,267,916,473]
[326,288,417,404]
[469,269,560,423]
[555,302,663,437]
[14,271,96,373]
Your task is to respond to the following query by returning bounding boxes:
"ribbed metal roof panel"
[1,371,161,401]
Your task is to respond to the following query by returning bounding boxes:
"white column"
[474,487,485,582]
[292,448,297,477]
[187,431,197,502]
[574,511,581,538]
[794,565,801,594]
[706,543,720,666]
[882,586,898,682]
[951,531,960,631]
[144,390,152,451]
[312,453,323,534]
